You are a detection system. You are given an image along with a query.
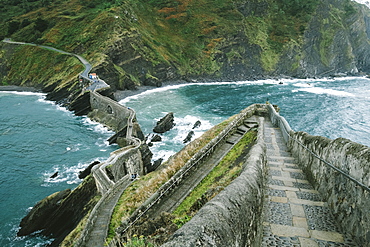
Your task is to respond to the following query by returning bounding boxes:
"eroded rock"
[153,112,175,133]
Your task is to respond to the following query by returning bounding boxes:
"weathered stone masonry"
[161,115,267,247]
[89,91,131,132]
[288,132,370,245]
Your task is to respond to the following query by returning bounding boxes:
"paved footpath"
[262,119,357,247]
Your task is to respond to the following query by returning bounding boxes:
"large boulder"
[153,112,175,133]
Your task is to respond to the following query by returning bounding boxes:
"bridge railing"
[74,175,131,247]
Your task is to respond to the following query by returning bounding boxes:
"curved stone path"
[83,175,132,247]
[262,119,357,246]
[2,38,108,90]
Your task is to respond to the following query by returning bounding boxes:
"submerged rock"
[183,131,195,144]
[192,120,201,129]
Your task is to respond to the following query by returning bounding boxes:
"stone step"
[262,118,356,246]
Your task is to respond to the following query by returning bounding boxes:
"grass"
[172,129,257,227]
[6,45,83,88]
[106,114,236,242]
[1,0,332,91]
[116,234,157,247]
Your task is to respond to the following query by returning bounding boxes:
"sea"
[1,77,370,246]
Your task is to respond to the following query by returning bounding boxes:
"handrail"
[115,104,261,238]
[267,103,370,192]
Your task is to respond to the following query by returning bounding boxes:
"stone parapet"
[112,104,268,246]
[161,117,267,247]
[288,132,370,245]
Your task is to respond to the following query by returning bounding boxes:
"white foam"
[65,143,83,152]
[37,97,73,114]
[82,117,114,135]
[152,149,176,161]
[119,77,350,104]
[42,158,104,185]
[352,0,370,8]
[0,91,45,96]
[295,87,355,97]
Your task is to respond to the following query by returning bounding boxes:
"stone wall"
[112,104,268,246]
[107,146,144,182]
[288,131,370,245]
[88,91,132,132]
[161,117,267,247]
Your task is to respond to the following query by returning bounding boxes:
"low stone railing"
[161,116,266,247]
[75,97,143,246]
[111,104,266,244]
[73,174,131,247]
[267,103,370,245]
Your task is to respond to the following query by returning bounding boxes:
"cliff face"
[289,0,370,77]
[88,0,370,83]
[18,175,99,246]
[2,0,370,101]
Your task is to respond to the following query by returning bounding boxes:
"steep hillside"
[1,0,370,100]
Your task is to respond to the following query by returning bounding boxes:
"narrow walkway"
[262,119,357,246]
[146,116,259,218]
[83,176,132,247]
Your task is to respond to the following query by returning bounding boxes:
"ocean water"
[1,77,370,246]
[120,77,370,161]
[0,91,117,246]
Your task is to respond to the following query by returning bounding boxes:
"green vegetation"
[318,5,347,66]
[121,234,157,247]
[1,0,361,91]
[5,45,83,88]
[172,130,257,227]
[0,0,333,91]
[105,114,236,243]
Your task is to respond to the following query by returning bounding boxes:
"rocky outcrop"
[192,120,201,129]
[183,130,194,144]
[18,189,71,236]
[18,176,99,246]
[276,0,370,78]
[151,134,162,142]
[78,160,100,179]
[153,112,175,133]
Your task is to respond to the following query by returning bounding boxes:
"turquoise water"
[0,91,117,246]
[1,77,370,246]
[120,77,370,161]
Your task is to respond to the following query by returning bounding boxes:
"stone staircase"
[262,120,357,246]
[144,118,259,219]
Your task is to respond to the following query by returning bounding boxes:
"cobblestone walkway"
[262,120,357,247]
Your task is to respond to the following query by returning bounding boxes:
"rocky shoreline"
[0,85,41,92]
